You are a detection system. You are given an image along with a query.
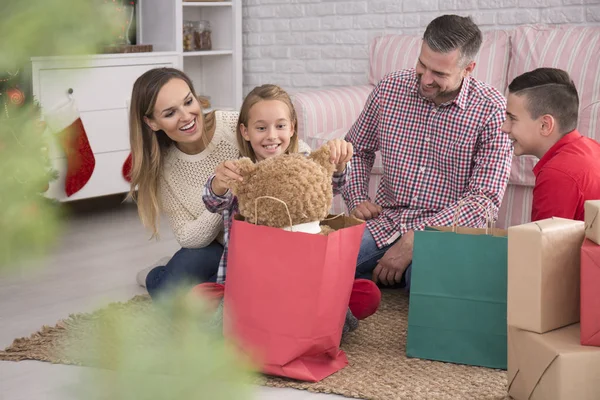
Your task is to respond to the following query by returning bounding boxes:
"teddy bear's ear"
[230,157,256,195]
[236,157,257,177]
[308,144,335,174]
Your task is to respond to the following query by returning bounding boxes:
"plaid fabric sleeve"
[342,85,380,211]
[202,175,236,214]
[419,108,512,230]
[215,217,229,285]
[331,163,350,196]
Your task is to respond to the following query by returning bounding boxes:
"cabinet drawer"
[38,63,172,112]
[47,150,132,202]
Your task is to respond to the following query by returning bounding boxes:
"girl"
[197,84,381,331]
[128,67,240,299]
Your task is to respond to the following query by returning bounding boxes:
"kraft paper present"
[508,324,600,400]
[508,218,584,334]
[584,200,600,245]
[224,214,365,382]
[407,225,508,369]
[581,239,600,346]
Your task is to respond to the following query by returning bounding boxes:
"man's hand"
[326,139,353,173]
[372,230,414,286]
[351,201,382,221]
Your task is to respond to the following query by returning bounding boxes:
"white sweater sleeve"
[160,176,223,248]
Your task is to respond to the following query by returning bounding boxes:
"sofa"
[291,24,600,229]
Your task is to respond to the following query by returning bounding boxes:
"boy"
[502,67,600,221]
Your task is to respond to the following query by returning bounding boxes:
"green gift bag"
[406,199,508,370]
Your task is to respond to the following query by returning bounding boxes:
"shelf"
[183,50,233,56]
[183,1,232,6]
[31,51,180,62]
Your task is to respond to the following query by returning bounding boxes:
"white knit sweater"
[159,110,240,248]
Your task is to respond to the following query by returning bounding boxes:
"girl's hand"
[327,139,353,173]
[212,160,243,196]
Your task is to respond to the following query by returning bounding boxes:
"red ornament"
[7,87,25,106]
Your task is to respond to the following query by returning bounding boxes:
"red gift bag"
[223,213,365,382]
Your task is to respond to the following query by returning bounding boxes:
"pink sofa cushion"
[368,30,511,93]
[496,184,533,229]
[507,25,600,186]
[368,34,422,86]
[293,85,374,144]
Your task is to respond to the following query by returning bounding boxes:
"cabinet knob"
[67,88,73,95]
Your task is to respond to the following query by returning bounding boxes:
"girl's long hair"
[127,67,215,237]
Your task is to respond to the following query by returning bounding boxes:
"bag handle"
[451,195,495,235]
[254,196,294,230]
[322,213,344,222]
[253,197,343,231]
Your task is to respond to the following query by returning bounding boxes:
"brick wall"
[242,0,600,95]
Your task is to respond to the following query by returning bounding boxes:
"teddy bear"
[229,144,337,235]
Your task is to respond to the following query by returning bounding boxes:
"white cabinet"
[32,53,180,202]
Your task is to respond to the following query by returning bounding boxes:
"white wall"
[242,0,600,95]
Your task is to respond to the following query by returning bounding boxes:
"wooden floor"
[0,196,343,400]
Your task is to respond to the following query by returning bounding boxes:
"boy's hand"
[327,139,353,173]
[212,160,243,196]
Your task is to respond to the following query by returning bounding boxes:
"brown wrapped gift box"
[508,218,584,334]
[585,200,600,245]
[508,324,600,400]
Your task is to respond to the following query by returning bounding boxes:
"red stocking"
[122,98,133,183]
[45,99,95,197]
[122,152,132,183]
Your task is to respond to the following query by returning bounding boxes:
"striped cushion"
[292,85,385,181]
[368,30,511,93]
[496,184,533,229]
[507,25,600,186]
[368,34,422,86]
[292,85,373,144]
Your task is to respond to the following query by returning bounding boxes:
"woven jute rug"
[0,290,508,400]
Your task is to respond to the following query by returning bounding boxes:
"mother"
[128,67,239,298]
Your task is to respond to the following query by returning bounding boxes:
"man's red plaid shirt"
[343,69,513,249]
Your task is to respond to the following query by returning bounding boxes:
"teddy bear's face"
[230,145,336,229]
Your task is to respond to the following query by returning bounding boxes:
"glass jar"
[182,21,194,52]
[193,20,212,51]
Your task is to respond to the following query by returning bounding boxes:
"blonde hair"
[237,84,299,162]
[127,67,216,237]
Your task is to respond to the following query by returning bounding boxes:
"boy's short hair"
[508,68,579,135]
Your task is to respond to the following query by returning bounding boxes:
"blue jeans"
[146,241,224,299]
[355,228,412,290]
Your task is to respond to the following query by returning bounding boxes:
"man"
[502,67,600,222]
[343,15,513,288]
